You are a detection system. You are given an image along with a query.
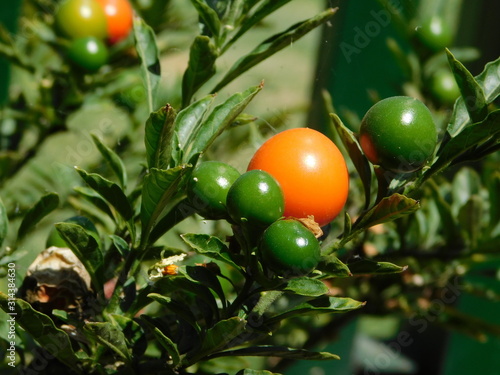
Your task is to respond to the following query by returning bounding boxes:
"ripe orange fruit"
[248,128,349,226]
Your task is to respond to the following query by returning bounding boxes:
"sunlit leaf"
[133,17,161,113]
[446,49,487,124]
[353,193,420,231]
[181,233,238,268]
[76,168,134,221]
[141,165,191,245]
[282,277,329,297]
[145,104,177,170]
[347,258,408,275]
[213,345,339,361]
[91,134,127,188]
[183,84,263,163]
[448,55,500,136]
[329,111,372,209]
[212,8,337,92]
[182,36,218,107]
[222,0,293,52]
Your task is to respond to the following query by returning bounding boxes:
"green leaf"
[446,49,487,124]
[181,233,238,268]
[109,314,147,356]
[282,277,329,297]
[182,36,218,107]
[428,110,500,177]
[183,265,226,308]
[133,17,161,113]
[145,104,177,170]
[329,111,372,209]
[91,134,127,188]
[17,192,59,241]
[109,234,130,257]
[73,186,115,220]
[182,84,263,163]
[190,0,222,40]
[347,258,408,275]
[214,345,339,361]
[141,165,192,245]
[267,296,365,325]
[222,0,293,52]
[353,193,420,231]
[212,8,337,92]
[173,94,216,165]
[55,222,103,290]
[317,255,352,278]
[83,322,131,362]
[194,317,246,360]
[0,293,82,373]
[140,314,181,366]
[448,55,500,136]
[76,168,134,221]
[147,293,200,331]
[0,196,8,248]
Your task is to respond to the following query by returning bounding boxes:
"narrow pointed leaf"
[317,255,352,278]
[428,110,500,177]
[0,197,7,247]
[348,258,408,275]
[267,296,365,324]
[145,104,177,169]
[91,134,127,188]
[182,36,218,107]
[147,293,200,331]
[0,293,82,373]
[190,0,222,39]
[133,17,161,113]
[109,314,147,356]
[213,345,339,361]
[141,165,191,244]
[353,193,420,231]
[173,94,216,165]
[329,111,372,209]
[55,222,103,290]
[140,315,181,366]
[74,186,115,219]
[76,168,134,220]
[17,192,59,240]
[448,56,500,136]
[212,8,337,92]
[282,277,329,297]
[223,0,293,52]
[183,83,263,163]
[183,265,226,307]
[84,322,131,361]
[446,49,487,124]
[197,317,246,358]
[181,233,238,268]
